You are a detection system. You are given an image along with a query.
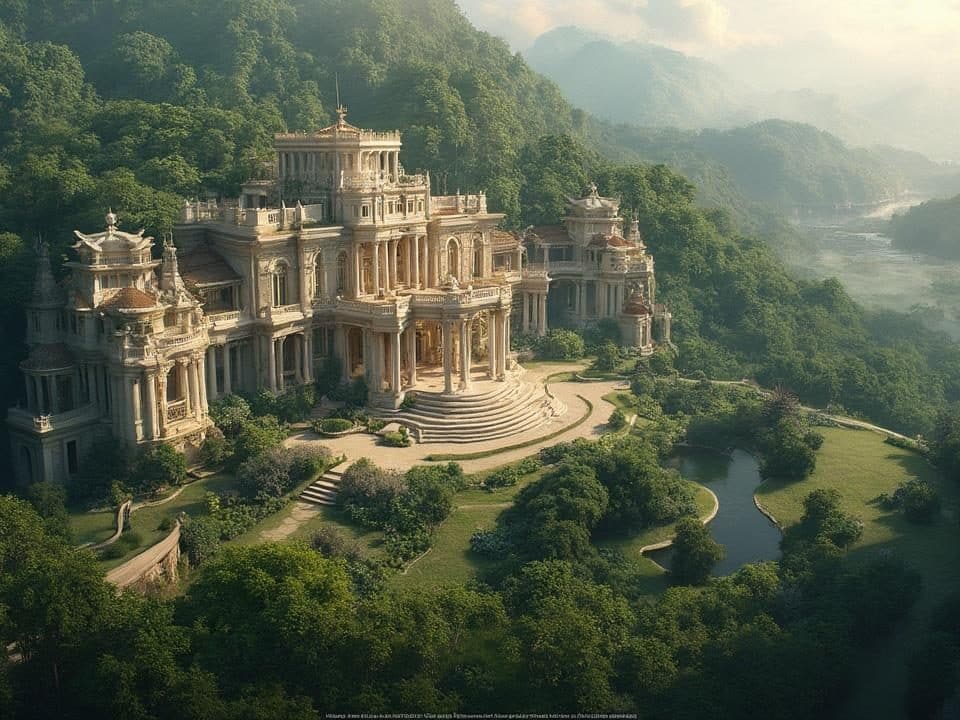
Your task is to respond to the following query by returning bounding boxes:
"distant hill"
[596,119,904,210]
[890,195,960,259]
[527,26,748,130]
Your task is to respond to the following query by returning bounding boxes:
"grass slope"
[756,427,960,719]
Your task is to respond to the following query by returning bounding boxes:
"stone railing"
[544,261,581,272]
[410,286,508,308]
[157,327,206,350]
[336,296,411,317]
[430,193,487,215]
[179,201,224,224]
[167,400,187,422]
[267,303,303,318]
[521,268,551,280]
[207,309,241,324]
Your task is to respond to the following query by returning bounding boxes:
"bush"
[231,415,287,466]
[483,466,522,490]
[535,329,586,360]
[311,525,363,560]
[470,528,511,558]
[594,340,620,372]
[131,443,187,496]
[237,446,331,499]
[273,384,317,423]
[209,394,253,437]
[180,516,221,565]
[515,456,543,475]
[608,408,627,430]
[199,431,232,466]
[382,426,411,447]
[70,438,132,506]
[328,377,368,406]
[400,392,416,409]
[366,418,386,433]
[314,417,355,435]
[338,458,406,526]
[880,478,941,523]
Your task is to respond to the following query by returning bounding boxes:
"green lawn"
[603,391,636,413]
[756,427,960,719]
[229,502,384,553]
[69,509,117,546]
[91,474,238,569]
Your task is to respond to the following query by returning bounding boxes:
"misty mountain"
[527,26,749,130]
[529,27,960,164]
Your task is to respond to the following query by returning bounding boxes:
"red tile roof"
[101,287,158,310]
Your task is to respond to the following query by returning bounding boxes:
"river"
[649,449,781,575]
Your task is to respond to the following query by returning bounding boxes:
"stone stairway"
[372,378,565,443]
[299,465,344,506]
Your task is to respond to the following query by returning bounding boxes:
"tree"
[535,329,585,361]
[131,443,187,495]
[231,415,287,466]
[670,517,723,585]
[24,482,71,541]
[594,340,620,372]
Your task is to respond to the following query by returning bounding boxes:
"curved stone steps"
[374,380,563,443]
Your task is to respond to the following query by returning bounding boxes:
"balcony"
[166,400,188,423]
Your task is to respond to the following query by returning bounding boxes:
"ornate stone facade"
[517,184,671,352]
[8,111,668,484]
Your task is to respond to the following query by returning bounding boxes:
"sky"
[457,0,960,95]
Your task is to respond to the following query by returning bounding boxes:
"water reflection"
[649,449,781,576]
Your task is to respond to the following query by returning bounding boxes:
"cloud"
[641,0,730,43]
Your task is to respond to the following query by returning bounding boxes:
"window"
[417,200,424,212]
[361,205,370,218]
[387,201,394,215]
[313,255,324,298]
[66,440,78,475]
[352,205,360,218]
[272,264,288,306]
[407,200,414,213]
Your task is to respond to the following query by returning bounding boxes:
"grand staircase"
[372,375,565,443]
[299,464,344,506]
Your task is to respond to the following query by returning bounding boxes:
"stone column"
[372,242,381,296]
[406,326,417,387]
[223,343,232,395]
[277,337,286,392]
[304,331,314,383]
[157,370,168,438]
[404,237,412,286]
[412,235,421,288]
[132,377,143,441]
[25,376,36,412]
[459,320,471,390]
[421,237,429,288]
[50,376,60,415]
[523,293,531,332]
[391,331,401,394]
[487,311,497,379]
[294,335,303,384]
[197,354,208,416]
[190,361,202,421]
[354,243,362,297]
[376,333,386,393]
[442,321,453,394]
[145,373,158,440]
[206,346,217,400]
[388,239,397,292]
[268,337,277,393]
[337,325,350,382]
[539,293,548,336]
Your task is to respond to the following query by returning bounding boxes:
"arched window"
[473,244,483,278]
[313,255,324,298]
[336,251,347,295]
[272,263,288,307]
[446,238,460,281]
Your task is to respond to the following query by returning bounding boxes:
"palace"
[7,110,670,485]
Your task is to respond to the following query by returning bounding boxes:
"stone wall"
[105,522,181,593]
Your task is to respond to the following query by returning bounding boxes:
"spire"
[628,218,644,248]
[335,74,347,127]
[31,240,60,306]
[159,234,186,299]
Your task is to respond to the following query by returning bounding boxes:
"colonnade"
[278,149,401,185]
[263,331,314,393]
[520,291,548,336]
[353,234,428,297]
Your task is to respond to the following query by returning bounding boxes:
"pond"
[648,448,782,576]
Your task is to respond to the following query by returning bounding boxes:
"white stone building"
[8,111,668,484]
